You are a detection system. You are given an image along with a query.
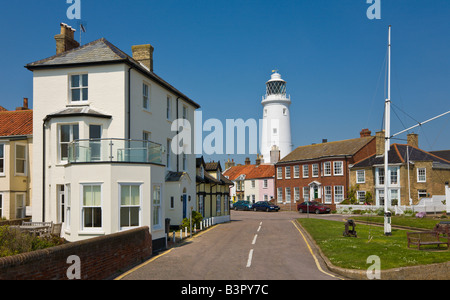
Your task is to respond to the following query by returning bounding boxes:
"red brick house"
[275,129,376,210]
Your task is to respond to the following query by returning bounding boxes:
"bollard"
[200,221,203,231]
[185,227,188,238]
[180,229,182,240]
[173,231,175,243]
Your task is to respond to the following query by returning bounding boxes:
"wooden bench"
[407,231,449,250]
[433,221,450,236]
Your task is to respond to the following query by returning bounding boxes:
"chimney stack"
[360,128,372,138]
[16,98,30,111]
[55,23,80,54]
[376,131,385,156]
[407,133,419,148]
[270,145,281,164]
[245,157,251,165]
[255,154,262,166]
[225,159,235,170]
[132,44,154,72]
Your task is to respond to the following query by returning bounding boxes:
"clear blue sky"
[1,0,449,164]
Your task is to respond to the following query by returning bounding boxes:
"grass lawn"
[297,218,450,270]
[352,215,445,230]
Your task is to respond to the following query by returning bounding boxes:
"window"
[143,83,150,110]
[324,162,331,176]
[59,124,79,162]
[152,185,161,228]
[324,186,332,203]
[182,153,187,171]
[120,184,141,229]
[390,167,398,185]
[303,165,309,178]
[183,105,188,120]
[378,168,385,185]
[333,161,343,176]
[334,186,344,203]
[357,191,366,203]
[294,166,300,178]
[263,179,268,188]
[251,180,256,188]
[264,194,268,202]
[82,184,102,229]
[57,185,65,223]
[283,108,287,116]
[167,96,172,120]
[303,187,310,202]
[417,168,426,183]
[294,187,300,201]
[217,195,222,214]
[198,195,204,216]
[70,74,88,102]
[285,187,291,203]
[418,189,427,200]
[277,167,283,179]
[15,193,25,219]
[0,144,4,175]
[356,170,365,184]
[166,139,172,170]
[15,144,26,175]
[251,194,255,204]
[312,164,319,177]
[89,125,102,161]
[285,166,291,179]
[277,188,283,203]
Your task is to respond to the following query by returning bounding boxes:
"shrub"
[181,211,203,231]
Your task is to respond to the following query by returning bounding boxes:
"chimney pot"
[360,128,372,138]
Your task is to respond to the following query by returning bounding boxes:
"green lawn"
[297,218,450,270]
[353,215,444,230]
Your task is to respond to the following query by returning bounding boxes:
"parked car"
[233,200,253,211]
[252,201,280,212]
[297,201,331,214]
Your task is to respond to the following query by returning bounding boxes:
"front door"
[182,194,187,219]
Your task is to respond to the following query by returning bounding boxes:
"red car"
[297,201,331,214]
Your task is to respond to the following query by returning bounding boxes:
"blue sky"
[1,0,449,165]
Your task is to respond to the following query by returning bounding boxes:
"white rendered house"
[260,72,293,163]
[26,24,199,249]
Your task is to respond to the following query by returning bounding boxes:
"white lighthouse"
[260,71,293,163]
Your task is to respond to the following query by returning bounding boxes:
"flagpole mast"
[384,25,392,236]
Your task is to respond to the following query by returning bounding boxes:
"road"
[117,210,343,280]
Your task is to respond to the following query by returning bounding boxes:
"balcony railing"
[68,138,163,164]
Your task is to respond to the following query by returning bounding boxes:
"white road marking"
[246,249,254,268]
[252,234,258,245]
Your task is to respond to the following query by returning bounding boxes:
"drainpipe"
[127,67,132,140]
[42,121,47,222]
[176,97,180,172]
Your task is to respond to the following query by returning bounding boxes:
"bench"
[407,231,449,250]
[433,221,450,236]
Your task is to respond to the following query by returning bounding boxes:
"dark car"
[252,201,280,212]
[297,201,331,214]
[233,200,253,211]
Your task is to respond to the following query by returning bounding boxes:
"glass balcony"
[68,139,163,164]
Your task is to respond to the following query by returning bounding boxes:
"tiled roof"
[223,164,275,181]
[279,136,375,163]
[205,161,221,171]
[26,38,200,109]
[430,150,450,162]
[0,110,33,137]
[352,144,450,168]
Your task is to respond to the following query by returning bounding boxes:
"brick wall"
[0,227,152,280]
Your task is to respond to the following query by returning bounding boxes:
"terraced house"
[350,132,450,207]
[26,24,200,250]
[275,129,376,210]
[0,99,32,220]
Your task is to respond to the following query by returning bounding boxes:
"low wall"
[0,227,152,280]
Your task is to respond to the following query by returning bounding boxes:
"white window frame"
[59,124,79,163]
[0,143,4,176]
[293,165,300,178]
[303,165,309,178]
[263,179,268,189]
[324,162,331,176]
[312,164,319,177]
[294,187,300,201]
[333,161,343,176]
[285,166,291,179]
[15,193,26,219]
[277,187,283,203]
[356,170,365,184]
[334,186,344,203]
[81,183,103,231]
[303,187,310,202]
[70,73,88,102]
[285,187,291,203]
[143,82,150,111]
[152,184,162,229]
[390,167,399,185]
[166,95,172,120]
[119,183,142,230]
[418,189,427,200]
[15,143,27,176]
[324,186,332,204]
[357,191,366,203]
[417,168,426,183]
[277,167,283,179]
[65,184,71,229]
[217,195,222,214]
